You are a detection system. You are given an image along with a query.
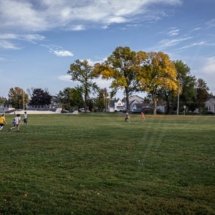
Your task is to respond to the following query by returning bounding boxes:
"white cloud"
[84,58,107,66]
[58,74,72,82]
[94,77,112,90]
[194,57,215,94]
[202,57,215,74]
[51,50,74,57]
[168,28,180,36]
[0,0,182,32]
[0,33,45,42]
[106,16,127,24]
[178,41,207,50]
[67,25,86,31]
[40,44,75,57]
[159,36,192,48]
[191,27,202,32]
[0,40,20,49]
[0,0,48,32]
[0,34,18,40]
[0,33,45,50]
[22,34,45,42]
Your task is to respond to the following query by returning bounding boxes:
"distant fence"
[0,105,12,113]
[27,105,59,111]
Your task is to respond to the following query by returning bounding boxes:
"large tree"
[0,97,7,106]
[137,52,179,114]
[196,78,209,113]
[68,59,98,112]
[159,60,193,114]
[29,88,52,106]
[95,88,109,112]
[94,47,147,111]
[174,60,196,113]
[58,87,84,111]
[8,87,29,109]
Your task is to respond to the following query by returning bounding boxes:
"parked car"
[79,108,90,112]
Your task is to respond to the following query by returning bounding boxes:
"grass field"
[0,114,215,215]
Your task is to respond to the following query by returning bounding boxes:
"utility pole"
[22,89,25,110]
[177,80,182,115]
[176,90,180,115]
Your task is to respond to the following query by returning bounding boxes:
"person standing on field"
[23,111,28,125]
[10,114,21,131]
[0,114,7,130]
[141,111,145,120]
[125,111,129,122]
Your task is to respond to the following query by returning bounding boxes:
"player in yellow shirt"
[0,114,7,130]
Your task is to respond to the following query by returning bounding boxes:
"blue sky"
[0,0,215,98]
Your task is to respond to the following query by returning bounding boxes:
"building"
[108,96,145,112]
[128,95,145,112]
[0,105,14,114]
[0,105,5,113]
[108,99,125,112]
[205,97,215,113]
[108,95,166,113]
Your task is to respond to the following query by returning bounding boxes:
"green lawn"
[0,114,215,215]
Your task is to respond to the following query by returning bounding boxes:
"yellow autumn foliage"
[137,51,179,94]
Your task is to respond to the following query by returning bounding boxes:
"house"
[205,97,215,113]
[108,99,125,112]
[108,95,147,113]
[128,95,145,112]
[0,105,4,113]
[126,95,166,113]
[108,95,166,113]
[0,105,13,113]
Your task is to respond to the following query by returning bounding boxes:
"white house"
[108,95,166,113]
[108,99,125,112]
[0,105,4,113]
[205,97,215,113]
[128,95,145,112]
[0,105,11,113]
[108,96,144,112]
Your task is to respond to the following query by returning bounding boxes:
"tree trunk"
[165,94,170,114]
[84,89,88,113]
[152,95,157,115]
[125,88,130,112]
[176,91,180,115]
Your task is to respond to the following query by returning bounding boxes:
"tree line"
[67,46,210,114]
[0,46,211,114]
[0,88,52,110]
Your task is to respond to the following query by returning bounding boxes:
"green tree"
[137,52,178,114]
[58,87,84,111]
[8,87,29,109]
[174,61,196,113]
[95,88,109,112]
[94,47,147,111]
[0,97,7,106]
[68,59,98,112]
[29,88,52,106]
[196,78,209,113]
[158,60,193,114]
